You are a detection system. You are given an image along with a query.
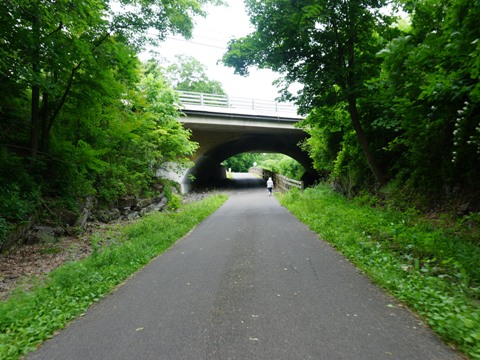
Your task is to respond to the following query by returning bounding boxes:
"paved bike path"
[29,175,462,359]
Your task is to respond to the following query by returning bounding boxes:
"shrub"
[0,217,7,249]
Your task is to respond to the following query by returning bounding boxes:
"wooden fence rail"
[249,167,304,192]
[276,174,304,191]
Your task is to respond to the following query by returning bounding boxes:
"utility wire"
[164,36,228,50]
[145,31,231,50]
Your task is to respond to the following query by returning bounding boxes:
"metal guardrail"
[177,91,299,116]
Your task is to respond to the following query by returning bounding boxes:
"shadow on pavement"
[194,174,265,192]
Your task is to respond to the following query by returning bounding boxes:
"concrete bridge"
[168,91,316,192]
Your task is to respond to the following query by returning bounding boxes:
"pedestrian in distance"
[266,176,274,196]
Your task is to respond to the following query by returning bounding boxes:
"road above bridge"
[29,173,461,360]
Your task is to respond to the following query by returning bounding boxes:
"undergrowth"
[0,194,227,360]
[279,185,480,359]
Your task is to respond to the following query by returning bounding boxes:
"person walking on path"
[266,176,274,196]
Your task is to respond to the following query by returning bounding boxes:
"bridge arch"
[188,134,315,185]
[174,92,317,192]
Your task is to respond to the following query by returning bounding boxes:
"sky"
[141,0,284,102]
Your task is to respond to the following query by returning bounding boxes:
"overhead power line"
[164,36,227,50]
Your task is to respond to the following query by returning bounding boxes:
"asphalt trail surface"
[28,173,462,360]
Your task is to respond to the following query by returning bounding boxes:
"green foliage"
[0,194,227,359]
[223,0,479,208]
[164,184,182,211]
[87,60,197,202]
[0,0,216,248]
[300,104,348,175]
[223,153,259,172]
[0,46,199,247]
[224,0,396,185]
[0,148,41,224]
[279,185,480,358]
[276,156,304,180]
[223,152,304,177]
[255,153,305,180]
[330,130,372,196]
[163,55,226,95]
[0,184,40,222]
[364,0,480,203]
[0,218,7,249]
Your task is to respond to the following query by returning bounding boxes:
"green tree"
[251,153,304,180]
[369,0,480,202]
[223,0,397,186]
[24,52,198,202]
[136,62,198,168]
[164,55,226,94]
[223,153,258,172]
[0,0,217,160]
[272,155,304,180]
[94,61,198,201]
[0,0,216,246]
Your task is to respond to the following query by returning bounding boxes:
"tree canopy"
[223,0,480,209]
[163,54,226,95]
[0,0,218,247]
[223,0,397,185]
[1,0,217,159]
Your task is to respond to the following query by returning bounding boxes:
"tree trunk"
[347,95,388,186]
[30,85,40,159]
[30,11,41,160]
[40,91,49,152]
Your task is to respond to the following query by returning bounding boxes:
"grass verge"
[0,194,228,360]
[279,185,480,359]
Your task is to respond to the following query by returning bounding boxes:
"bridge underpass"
[173,92,317,192]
